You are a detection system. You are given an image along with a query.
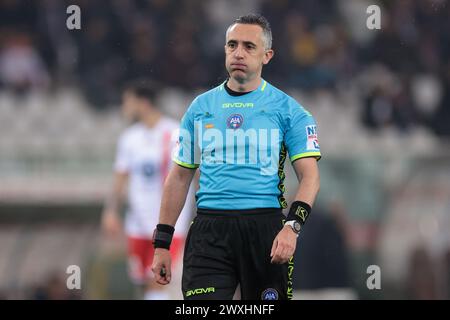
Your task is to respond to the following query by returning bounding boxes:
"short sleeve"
[172,99,200,169]
[114,134,131,173]
[284,99,321,162]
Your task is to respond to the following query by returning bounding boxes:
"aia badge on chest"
[227,114,243,129]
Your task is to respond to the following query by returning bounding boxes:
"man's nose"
[234,45,244,58]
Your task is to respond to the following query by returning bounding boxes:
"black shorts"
[182,208,294,300]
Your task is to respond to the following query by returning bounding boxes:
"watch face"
[286,220,301,233]
[293,221,301,233]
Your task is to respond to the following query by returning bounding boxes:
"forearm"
[293,171,320,207]
[292,158,320,207]
[104,190,122,212]
[272,159,320,264]
[159,166,195,226]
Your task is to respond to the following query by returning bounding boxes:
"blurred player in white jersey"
[101,80,192,299]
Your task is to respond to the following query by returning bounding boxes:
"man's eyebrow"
[226,39,257,47]
[243,41,257,47]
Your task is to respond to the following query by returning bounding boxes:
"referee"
[152,14,321,300]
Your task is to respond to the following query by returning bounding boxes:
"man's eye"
[228,43,236,49]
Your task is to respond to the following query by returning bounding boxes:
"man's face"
[225,23,273,83]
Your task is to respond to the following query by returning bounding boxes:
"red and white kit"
[114,117,192,283]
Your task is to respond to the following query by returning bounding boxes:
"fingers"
[270,237,278,258]
[271,249,290,264]
[271,227,298,264]
[152,252,172,285]
[153,264,170,285]
[164,261,172,283]
[270,242,294,264]
[153,265,171,285]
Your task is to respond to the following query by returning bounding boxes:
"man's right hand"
[152,248,172,285]
[101,210,122,237]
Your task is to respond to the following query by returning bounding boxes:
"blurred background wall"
[0,0,449,299]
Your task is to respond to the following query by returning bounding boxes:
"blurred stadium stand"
[1,0,450,299]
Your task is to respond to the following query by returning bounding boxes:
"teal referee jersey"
[174,79,321,210]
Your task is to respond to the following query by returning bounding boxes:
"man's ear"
[263,49,274,65]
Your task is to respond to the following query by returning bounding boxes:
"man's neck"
[227,76,262,92]
[142,112,162,129]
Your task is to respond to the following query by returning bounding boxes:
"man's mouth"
[231,63,247,71]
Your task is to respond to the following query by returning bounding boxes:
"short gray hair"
[226,13,272,50]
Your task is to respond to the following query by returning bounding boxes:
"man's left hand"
[270,225,298,264]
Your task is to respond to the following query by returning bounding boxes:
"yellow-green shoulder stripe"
[173,158,199,169]
[261,80,267,91]
[290,152,321,162]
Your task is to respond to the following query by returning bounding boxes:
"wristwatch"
[284,220,301,235]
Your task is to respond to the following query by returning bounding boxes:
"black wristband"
[152,224,175,249]
[286,201,312,226]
